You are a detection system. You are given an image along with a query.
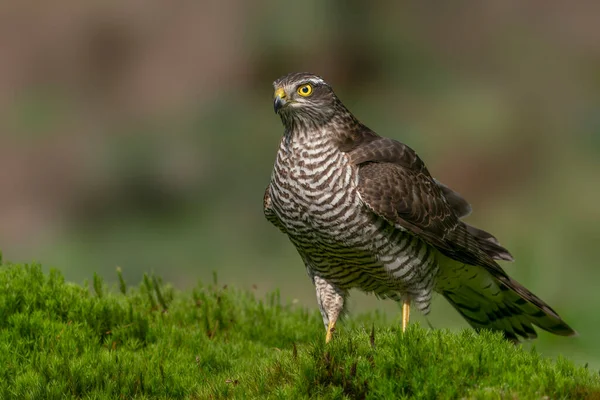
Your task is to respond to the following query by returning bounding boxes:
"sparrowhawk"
[263,72,575,342]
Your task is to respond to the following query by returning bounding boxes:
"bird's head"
[272,72,340,130]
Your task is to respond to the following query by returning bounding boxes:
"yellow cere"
[297,84,313,97]
[274,87,286,99]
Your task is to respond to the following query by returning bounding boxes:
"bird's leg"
[402,296,411,332]
[326,320,336,343]
[313,275,346,343]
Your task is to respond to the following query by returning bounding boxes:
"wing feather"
[264,186,287,234]
[348,137,506,276]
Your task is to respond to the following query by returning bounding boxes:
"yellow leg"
[325,320,336,343]
[402,298,410,332]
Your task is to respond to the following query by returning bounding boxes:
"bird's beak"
[274,87,287,114]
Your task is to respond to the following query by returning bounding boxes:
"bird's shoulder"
[336,127,426,173]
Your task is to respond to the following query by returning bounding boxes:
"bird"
[263,72,576,343]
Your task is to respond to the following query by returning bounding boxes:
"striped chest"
[269,134,362,241]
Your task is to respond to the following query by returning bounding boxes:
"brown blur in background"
[1,1,599,366]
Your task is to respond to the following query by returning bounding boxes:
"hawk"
[263,72,575,342]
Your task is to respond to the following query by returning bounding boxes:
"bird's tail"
[438,263,576,341]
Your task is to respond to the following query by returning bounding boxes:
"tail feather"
[438,263,576,341]
[497,276,576,337]
[444,285,536,341]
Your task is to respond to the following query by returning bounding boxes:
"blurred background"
[1,1,598,366]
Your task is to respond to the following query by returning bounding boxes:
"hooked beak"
[273,87,287,114]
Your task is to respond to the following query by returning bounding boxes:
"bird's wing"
[433,179,472,218]
[435,179,514,262]
[348,137,506,275]
[263,186,287,234]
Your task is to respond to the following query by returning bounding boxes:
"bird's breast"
[270,140,362,240]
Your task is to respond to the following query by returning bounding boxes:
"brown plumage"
[264,72,575,342]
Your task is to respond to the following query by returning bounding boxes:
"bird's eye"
[297,84,313,97]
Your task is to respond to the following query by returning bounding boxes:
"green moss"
[0,262,598,399]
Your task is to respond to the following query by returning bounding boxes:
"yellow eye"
[297,84,313,97]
